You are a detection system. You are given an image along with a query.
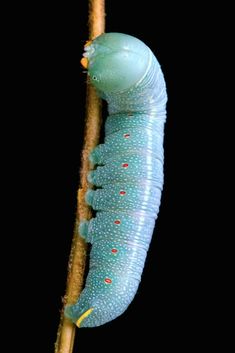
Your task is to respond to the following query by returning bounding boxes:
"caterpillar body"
[65,33,167,327]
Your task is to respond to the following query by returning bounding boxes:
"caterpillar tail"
[64,305,94,328]
[76,308,94,328]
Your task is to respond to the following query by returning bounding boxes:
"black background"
[7,1,225,352]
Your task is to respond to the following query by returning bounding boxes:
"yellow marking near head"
[85,40,92,47]
[76,308,94,327]
[80,57,89,69]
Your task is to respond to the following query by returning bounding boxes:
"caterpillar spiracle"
[65,33,167,328]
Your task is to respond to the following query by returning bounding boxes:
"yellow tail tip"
[76,308,94,328]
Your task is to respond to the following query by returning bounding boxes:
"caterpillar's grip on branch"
[65,32,167,328]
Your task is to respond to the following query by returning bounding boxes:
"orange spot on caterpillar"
[104,278,112,284]
[81,57,88,69]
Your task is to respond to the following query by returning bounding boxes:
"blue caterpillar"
[65,32,167,327]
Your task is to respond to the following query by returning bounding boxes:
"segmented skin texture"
[65,33,167,327]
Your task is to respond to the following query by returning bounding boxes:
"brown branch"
[55,1,105,352]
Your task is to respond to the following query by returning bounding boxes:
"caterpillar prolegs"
[65,33,167,327]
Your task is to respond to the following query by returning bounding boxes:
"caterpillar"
[65,32,167,327]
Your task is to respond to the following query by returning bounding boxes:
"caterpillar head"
[81,32,151,93]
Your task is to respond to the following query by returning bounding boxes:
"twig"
[55,1,105,352]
